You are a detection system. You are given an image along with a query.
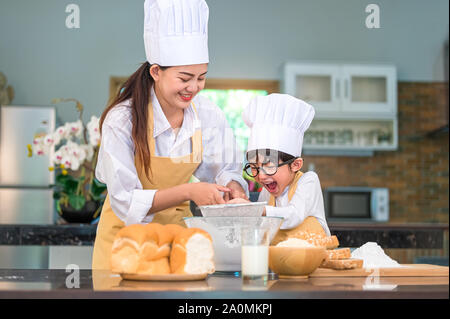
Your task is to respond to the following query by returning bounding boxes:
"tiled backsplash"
[309,82,449,223]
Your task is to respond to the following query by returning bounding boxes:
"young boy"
[242,94,330,243]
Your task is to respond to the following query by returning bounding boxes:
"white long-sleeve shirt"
[96,87,248,225]
[258,171,331,236]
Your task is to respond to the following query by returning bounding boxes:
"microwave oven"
[323,187,389,222]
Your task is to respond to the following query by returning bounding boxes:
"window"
[201,79,279,152]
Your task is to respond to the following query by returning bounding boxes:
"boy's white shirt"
[258,171,331,236]
[95,87,248,226]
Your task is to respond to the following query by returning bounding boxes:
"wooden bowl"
[269,246,327,277]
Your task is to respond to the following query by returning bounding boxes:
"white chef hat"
[243,94,315,157]
[143,0,209,66]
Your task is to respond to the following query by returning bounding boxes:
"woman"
[92,0,248,270]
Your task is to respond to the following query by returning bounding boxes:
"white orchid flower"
[69,157,81,171]
[66,140,87,163]
[61,154,80,171]
[32,136,44,147]
[87,116,101,146]
[33,136,51,155]
[66,120,83,139]
[89,132,101,147]
[54,141,86,171]
[55,125,69,142]
[43,133,56,147]
[80,144,94,162]
[33,143,46,156]
[52,149,64,165]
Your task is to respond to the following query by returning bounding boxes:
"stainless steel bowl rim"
[184,216,284,220]
[198,201,267,210]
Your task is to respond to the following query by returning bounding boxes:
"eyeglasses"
[243,158,297,178]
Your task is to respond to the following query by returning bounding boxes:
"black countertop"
[0,269,448,299]
[0,222,447,248]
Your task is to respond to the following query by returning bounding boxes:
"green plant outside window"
[199,89,268,153]
[197,89,268,192]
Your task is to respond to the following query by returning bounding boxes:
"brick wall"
[308,82,449,223]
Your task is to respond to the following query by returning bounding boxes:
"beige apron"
[269,171,326,246]
[92,100,202,270]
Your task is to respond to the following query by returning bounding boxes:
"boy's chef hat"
[243,94,315,157]
[143,0,209,66]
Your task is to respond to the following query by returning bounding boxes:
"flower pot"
[59,200,102,223]
[249,191,261,202]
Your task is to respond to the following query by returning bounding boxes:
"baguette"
[325,248,351,260]
[320,258,363,270]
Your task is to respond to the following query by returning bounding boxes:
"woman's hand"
[189,182,231,206]
[224,180,248,202]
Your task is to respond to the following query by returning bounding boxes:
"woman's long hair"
[99,62,167,180]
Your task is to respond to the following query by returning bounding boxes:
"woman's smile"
[179,93,193,102]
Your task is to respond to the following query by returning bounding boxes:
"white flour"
[351,242,401,268]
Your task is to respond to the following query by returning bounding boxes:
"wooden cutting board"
[308,264,449,277]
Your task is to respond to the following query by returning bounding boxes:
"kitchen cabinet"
[282,62,398,156]
[302,117,398,156]
[283,63,342,114]
[340,64,396,116]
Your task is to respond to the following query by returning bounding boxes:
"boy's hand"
[224,181,249,202]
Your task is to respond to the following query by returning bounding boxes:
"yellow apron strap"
[141,100,201,226]
[269,171,326,245]
[190,102,202,164]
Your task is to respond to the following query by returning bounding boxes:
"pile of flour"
[351,242,401,268]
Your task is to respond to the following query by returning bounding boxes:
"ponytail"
[100,62,166,180]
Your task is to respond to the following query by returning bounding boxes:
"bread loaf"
[170,228,215,275]
[286,231,339,249]
[140,223,173,261]
[320,258,363,270]
[111,223,174,275]
[325,248,351,260]
[164,224,185,239]
[136,257,171,275]
[111,223,215,276]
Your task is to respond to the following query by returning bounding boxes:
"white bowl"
[198,201,267,217]
[184,216,283,272]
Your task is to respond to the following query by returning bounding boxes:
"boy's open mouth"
[265,181,278,193]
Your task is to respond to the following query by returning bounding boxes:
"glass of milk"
[240,227,270,282]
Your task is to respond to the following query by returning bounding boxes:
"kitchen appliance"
[323,187,389,222]
[0,105,56,268]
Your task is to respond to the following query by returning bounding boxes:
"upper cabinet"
[340,64,397,116]
[282,62,397,118]
[281,62,398,156]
